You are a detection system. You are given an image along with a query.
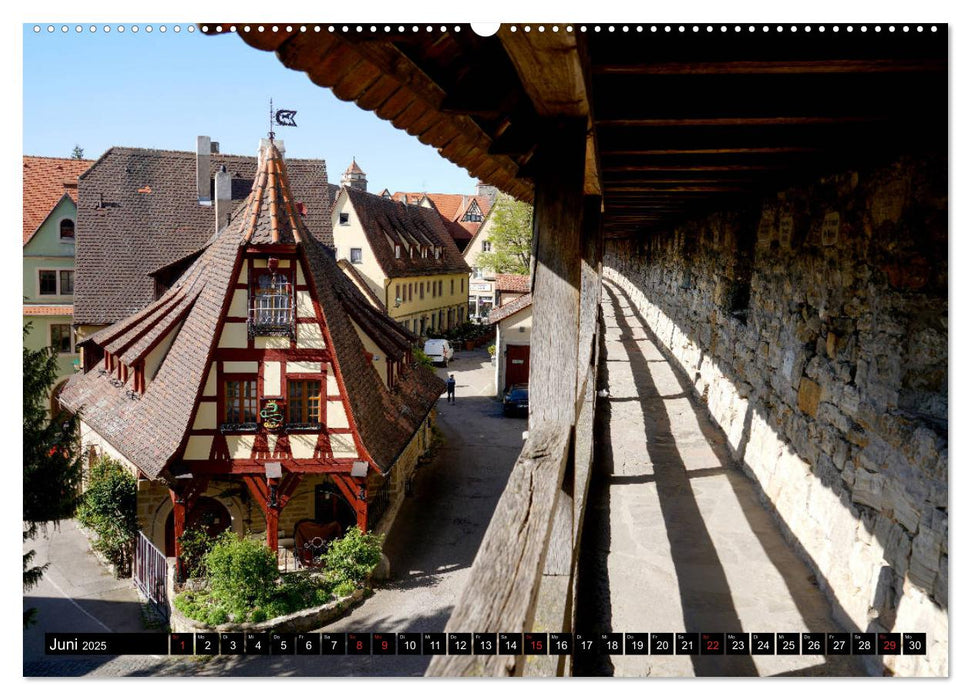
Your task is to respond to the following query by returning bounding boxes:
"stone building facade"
[604,154,947,676]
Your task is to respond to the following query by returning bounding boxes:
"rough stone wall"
[604,154,947,676]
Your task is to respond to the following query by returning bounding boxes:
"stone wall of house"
[603,154,947,676]
[369,410,435,536]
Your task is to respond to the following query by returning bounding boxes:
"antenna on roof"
[268,98,275,142]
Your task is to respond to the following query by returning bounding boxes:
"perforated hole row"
[33,24,941,35]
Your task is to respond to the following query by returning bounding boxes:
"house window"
[408,283,413,302]
[50,323,74,354]
[451,279,455,295]
[420,282,424,300]
[59,270,74,295]
[461,278,465,293]
[249,266,294,336]
[339,212,350,225]
[350,248,363,264]
[482,241,492,252]
[288,379,322,425]
[225,379,258,425]
[38,270,58,295]
[59,218,75,240]
[438,280,443,296]
[395,244,401,259]
[435,246,441,259]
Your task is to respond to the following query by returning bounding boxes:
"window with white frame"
[482,240,492,252]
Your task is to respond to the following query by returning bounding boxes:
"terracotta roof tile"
[489,293,532,324]
[23,156,94,244]
[74,146,332,326]
[23,304,74,316]
[495,273,531,293]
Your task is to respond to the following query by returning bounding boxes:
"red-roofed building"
[384,188,494,252]
[61,140,444,567]
[23,155,94,410]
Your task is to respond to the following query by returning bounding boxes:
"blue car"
[502,383,529,417]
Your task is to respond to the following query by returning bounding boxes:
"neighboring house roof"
[345,158,365,175]
[23,156,94,244]
[495,273,531,294]
[342,187,472,279]
[389,191,492,244]
[61,142,443,480]
[73,146,332,326]
[489,293,532,324]
[23,304,74,316]
[338,258,387,312]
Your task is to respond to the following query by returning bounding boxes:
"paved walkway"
[574,280,865,677]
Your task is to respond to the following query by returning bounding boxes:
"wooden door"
[505,344,531,388]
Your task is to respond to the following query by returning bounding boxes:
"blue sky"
[22,24,480,194]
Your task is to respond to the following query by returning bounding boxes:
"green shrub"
[487,344,496,356]
[413,346,434,368]
[178,525,218,579]
[205,532,278,617]
[322,527,384,591]
[76,456,138,575]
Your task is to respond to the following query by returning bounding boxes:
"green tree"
[75,456,138,575]
[71,145,84,160]
[23,324,83,627]
[476,194,533,275]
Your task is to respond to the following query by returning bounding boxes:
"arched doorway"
[313,483,357,531]
[164,496,232,557]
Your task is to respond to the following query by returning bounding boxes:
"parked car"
[423,338,454,367]
[502,383,529,417]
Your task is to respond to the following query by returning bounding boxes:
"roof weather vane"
[268,98,298,141]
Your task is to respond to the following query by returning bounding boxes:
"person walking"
[446,374,456,404]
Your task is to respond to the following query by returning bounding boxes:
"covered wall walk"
[574,279,864,677]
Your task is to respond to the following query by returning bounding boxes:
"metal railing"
[134,530,168,621]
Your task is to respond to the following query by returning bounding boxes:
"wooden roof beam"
[498,28,601,196]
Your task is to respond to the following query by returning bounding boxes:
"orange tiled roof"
[23,156,94,244]
[389,191,492,223]
[23,304,74,316]
[495,273,531,293]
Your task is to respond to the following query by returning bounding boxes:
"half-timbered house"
[60,139,444,568]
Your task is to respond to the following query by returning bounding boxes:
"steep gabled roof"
[62,142,442,479]
[489,293,532,324]
[23,156,94,244]
[74,146,332,326]
[343,187,471,278]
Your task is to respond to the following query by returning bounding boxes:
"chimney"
[210,141,220,154]
[214,165,232,234]
[196,135,211,205]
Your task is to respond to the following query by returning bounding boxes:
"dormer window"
[249,259,294,337]
[435,246,442,260]
[59,218,75,241]
[421,246,428,259]
[339,212,350,225]
[395,244,402,259]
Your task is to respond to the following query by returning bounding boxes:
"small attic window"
[435,246,442,260]
[421,246,428,259]
[395,244,402,259]
[339,212,349,225]
[59,218,75,241]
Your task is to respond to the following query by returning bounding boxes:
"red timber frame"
[172,245,377,551]
[168,477,210,579]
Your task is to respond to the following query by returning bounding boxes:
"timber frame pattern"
[202,23,946,676]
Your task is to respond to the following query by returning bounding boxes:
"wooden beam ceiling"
[202,24,945,240]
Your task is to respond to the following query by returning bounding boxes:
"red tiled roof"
[345,158,365,175]
[489,293,532,324]
[74,146,332,326]
[343,187,471,279]
[495,273,530,293]
[389,192,492,224]
[62,142,442,479]
[23,304,73,316]
[23,156,94,244]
